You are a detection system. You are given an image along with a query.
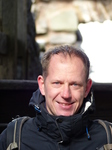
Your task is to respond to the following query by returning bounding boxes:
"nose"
[61,84,71,99]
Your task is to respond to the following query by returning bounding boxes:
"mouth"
[58,102,72,105]
[56,101,75,116]
[57,102,74,108]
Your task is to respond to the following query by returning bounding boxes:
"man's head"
[40,45,90,81]
[38,45,92,116]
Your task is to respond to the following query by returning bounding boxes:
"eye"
[73,83,78,86]
[52,81,61,88]
[72,82,80,89]
[54,82,61,85]
[72,82,82,89]
[54,82,60,84]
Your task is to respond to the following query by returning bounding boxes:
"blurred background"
[0,0,112,81]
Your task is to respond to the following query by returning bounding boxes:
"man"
[0,45,109,149]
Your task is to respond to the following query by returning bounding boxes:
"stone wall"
[31,0,112,51]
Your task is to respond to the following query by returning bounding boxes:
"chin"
[57,112,74,117]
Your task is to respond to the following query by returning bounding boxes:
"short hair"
[41,45,90,81]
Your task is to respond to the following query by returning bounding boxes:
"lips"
[56,102,73,111]
[57,102,74,107]
[55,101,75,116]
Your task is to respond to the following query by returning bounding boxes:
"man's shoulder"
[0,116,34,150]
[93,119,112,128]
[0,128,8,149]
[90,119,112,141]
[92,119,112,149]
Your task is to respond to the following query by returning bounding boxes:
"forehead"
[50,53,84,64]
[47,53,87,82]
[49,53,85,72]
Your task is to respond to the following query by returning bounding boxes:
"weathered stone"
[36,19,48,34]
[33,0,112,53]
[0,32,7,54]
[49,33,77,44]
[73,1,111,22]
[49,10,78,32]
[73,1,91,23]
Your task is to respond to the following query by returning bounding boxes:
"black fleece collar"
[29,89,92,142]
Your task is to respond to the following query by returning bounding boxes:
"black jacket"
[0,89,107,150]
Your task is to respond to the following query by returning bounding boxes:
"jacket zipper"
[55,118,64,150]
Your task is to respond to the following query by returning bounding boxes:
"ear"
[37,75,45,96]
[84,79,92,98]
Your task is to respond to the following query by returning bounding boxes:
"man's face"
[38,54,92,116]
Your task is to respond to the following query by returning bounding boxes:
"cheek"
[74,94,84,110]
[48,90,60,102]
[73,89,85,103]
[44,86,58,102]
[45,90,59,111]
[46,84,60,97]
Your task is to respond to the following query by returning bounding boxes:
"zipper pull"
[34,105,41,113]
[86,127,91,140]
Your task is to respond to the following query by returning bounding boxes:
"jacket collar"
[29,89,94,142]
